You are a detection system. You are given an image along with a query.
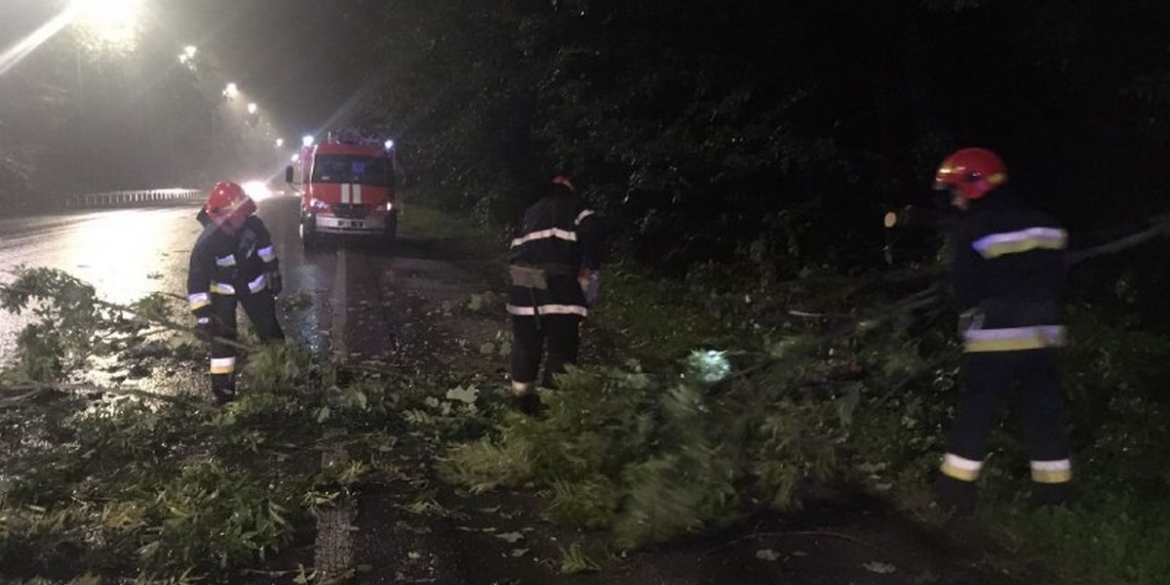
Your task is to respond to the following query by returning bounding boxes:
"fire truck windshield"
[311,155,391,186]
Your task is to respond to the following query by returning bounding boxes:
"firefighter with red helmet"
[933,148,1073,512]
[507,174,605,414]
[187,182,285,404]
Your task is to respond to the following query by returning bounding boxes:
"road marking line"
[332,246,348,358]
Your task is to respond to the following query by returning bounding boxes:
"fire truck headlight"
[308,197,329,212]
[242,181,271,200]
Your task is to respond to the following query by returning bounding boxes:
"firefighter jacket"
[506,190,604,318]
[949,188,1067,353]
[187,212,281,316]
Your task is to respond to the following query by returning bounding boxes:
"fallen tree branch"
[0,381,208,409]
[0,279,252,351]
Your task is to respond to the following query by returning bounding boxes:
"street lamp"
[69,0,143,48]
[275,138,284,148]
[179,45,197,65]
[302,135,315,147]
[223,82,239,99]
[247,102,258,115]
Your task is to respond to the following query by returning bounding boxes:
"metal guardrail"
[64,188,202,208]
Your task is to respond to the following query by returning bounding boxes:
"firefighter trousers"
[510,313,582,388]
[938,348,1072,510]
[209,292,285,394]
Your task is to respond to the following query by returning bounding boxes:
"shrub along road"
[0,195,1048,584]
[281,201,1041,585]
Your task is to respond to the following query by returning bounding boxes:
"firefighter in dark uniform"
[187,182,285,404]
[507,174,604,413]
[933,148,1073,513]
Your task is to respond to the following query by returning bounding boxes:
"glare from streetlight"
[223,83,238,99]
[302,135,315,147]
[291,154,300,163]
[69,0,143,48]
[247,103,258,115]
[0,11,71,77]
[179,45,197,65]
[275,138,284,148]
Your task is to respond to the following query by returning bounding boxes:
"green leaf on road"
[756,549,782,561]
[446,385,480,404]
[863,561,897,574]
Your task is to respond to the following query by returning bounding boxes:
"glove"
[194,315,213,342]
[267,271,283,296]
[578,270,600,306]
[957,308,984,336]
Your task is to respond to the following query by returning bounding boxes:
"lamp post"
[65,0,143,189]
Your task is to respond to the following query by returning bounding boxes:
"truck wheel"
[300,218,318,250]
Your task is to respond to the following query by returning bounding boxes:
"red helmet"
[933,147,1008,200]
[204,182,256,221]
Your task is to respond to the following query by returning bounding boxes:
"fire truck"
[284,132,398,247]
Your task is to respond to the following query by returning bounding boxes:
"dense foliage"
[0,267,496,582]
[347,0,1170,281]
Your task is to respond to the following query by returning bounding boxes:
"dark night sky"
[149,0,370,137]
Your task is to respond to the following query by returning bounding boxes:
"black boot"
[211,386,237,406]
[513,392,544,417]
[935,475,977,517]
[1031,482,1074,509]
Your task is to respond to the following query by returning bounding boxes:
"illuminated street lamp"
[247,102,258,115]
[291,153,300,163]
[302,135,315,147]
[178,44,197,65]
[69,0,143,48]
[223,82,239,99]
[275,138,284,148]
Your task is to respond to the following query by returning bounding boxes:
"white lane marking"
[332,246,348,359]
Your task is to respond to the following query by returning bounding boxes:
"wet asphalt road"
[0,196,409,366]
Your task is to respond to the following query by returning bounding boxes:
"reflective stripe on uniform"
[1031,459,1072,484]
[248,273,267,293]
[215,254,237,267]
[210,357,235,374]
[963,325,1066,352]
[188,292,211,310]
[511,228,577,248]
[940,453,983,482]
[258,245,277,262]
[574,209,595,225]
[972,227,1067,259]
[506,303,588,317]
[210,282,236,294]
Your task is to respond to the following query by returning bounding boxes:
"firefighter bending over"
[507,174,605,414]
[933,148,1073,513]
[187,182,285,405]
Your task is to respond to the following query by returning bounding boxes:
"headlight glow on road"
[242,181,272,200]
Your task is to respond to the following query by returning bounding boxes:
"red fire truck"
[284,132,398,247]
